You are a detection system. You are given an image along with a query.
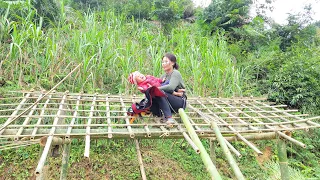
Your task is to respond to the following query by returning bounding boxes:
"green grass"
[1,9,242,97]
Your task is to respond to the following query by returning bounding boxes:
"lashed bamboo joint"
[0,91,319,179]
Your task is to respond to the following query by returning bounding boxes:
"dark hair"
[163,53,179,70]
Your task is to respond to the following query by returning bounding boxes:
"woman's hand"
[172,89,185,97]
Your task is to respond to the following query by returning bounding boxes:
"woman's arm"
[159,71,183,92]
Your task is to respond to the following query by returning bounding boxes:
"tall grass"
[1,8,243,97]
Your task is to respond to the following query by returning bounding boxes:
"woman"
[150,53,187,127]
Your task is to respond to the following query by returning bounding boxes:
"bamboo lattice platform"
[1,91,319,140]
[0,90,319,179]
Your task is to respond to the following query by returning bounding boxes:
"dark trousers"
[150,92,187,117]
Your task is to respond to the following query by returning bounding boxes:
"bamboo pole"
[40,136,71,146]
[178,124,200,154]
[224,139,242,158]
[211,121,245,180]
[277,138,289,180]
[190,102,263,155]
[105,94,112,138]
[209,139,216,165]
[84,94,97,158]
[120,96,134,138]
[3,116,317,128]
[179,109,222,180]
[135,139,147,180]
[0,113,310,120]
[3,125,318,139]
[144,125,151,137]
[35,92,68,176]
[60,142,71,180]
[36,146,47,180]
[8,91,267,101]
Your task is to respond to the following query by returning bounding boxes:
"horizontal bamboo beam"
[40,136,71,146]
[0,114,309,120]
[7,91,267,100]
[2,123,319,139]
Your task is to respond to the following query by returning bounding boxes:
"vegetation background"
[0,0,319,179]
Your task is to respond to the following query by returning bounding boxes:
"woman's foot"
[166,118,175,128]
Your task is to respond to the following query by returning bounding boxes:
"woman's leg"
[150,96,172,118]
[165,93,186,113]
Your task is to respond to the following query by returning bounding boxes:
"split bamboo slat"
[84,94,97,158]
[66,95,81,139]
[120,96,134,138]
[106,94,112,139]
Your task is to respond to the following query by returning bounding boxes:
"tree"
[151,0,180,33]
[199,0,252,35]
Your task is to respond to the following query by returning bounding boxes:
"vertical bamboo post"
[277,138,290,180]
[179,109,222,180]
[36,146,47,180]
[211,121,245,180]
[135,139,147,180]
[105,94,112,139]
[60,142,71,180]
[120,96,134,138]
[209,139,216,165]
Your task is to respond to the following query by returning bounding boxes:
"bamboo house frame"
[0,90,319,180]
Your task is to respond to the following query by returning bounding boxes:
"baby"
[128,71,183,96]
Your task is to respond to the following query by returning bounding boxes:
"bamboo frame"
[1,91,320,179]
